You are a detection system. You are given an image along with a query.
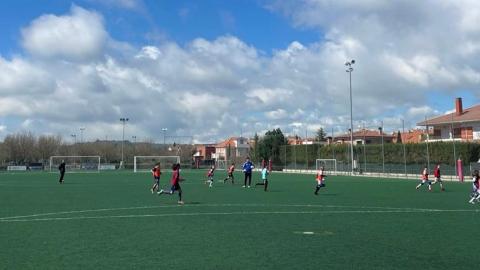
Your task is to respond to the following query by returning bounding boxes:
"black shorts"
[170,183,181,192]
[154,177,160,185]
[228,173,233,177]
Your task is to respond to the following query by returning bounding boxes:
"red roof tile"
[417,104,480,126]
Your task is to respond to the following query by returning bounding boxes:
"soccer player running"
[242,157,254,188]
[416,165,432,191]
[314,166,326,195]
[431,164,445,191]
[58,160,66,184]
[468,170,480,204]
[223,163,235,184]
[255,165,269,191]
[150,164,162,194]
[206,165,215,188]
[158,163,184,205]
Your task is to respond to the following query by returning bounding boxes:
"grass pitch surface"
[1,170,479,269]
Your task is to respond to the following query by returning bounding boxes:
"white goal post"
[134,156,180,173]
[215,158,228,170]
[316,159,337,175]
[49,156,101,173]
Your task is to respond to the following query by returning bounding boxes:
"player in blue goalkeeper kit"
[242,157,254,188]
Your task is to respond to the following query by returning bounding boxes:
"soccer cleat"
[178,201,184,205]
[242,185,246,188]
[151,189,154,194]
[248,185,251,188]
[157,189,164,195]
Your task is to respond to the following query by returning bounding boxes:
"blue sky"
[0,0,319,56]
[0,0,479,142]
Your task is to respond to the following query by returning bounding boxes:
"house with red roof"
[212,137,250,160]
[417,98,480,142]
[333,129,395,145]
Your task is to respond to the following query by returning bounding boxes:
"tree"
[315,128,327,142]
[37,135,62,164]
[258,128,287,163]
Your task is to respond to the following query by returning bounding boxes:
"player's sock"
[315,186,320,194]
[264,181,268,191]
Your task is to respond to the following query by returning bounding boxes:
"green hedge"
[279,142,480,165]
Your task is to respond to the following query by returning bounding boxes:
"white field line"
[1,209,479,223]
[0,203,437,221]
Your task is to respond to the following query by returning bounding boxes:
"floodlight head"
[351,59,355,64]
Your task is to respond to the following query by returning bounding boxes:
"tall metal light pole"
[71,134,77,156]
[402,119,407,177]
[71,134,77,144]
[80,127,85,143]
[362,123,367,173]
[379,123,385,174]
[345,59,355,174]
[120,118,129,168]
[132,135,137,158]
[162,128,168,145]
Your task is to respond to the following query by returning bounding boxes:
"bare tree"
[37,135,63,164]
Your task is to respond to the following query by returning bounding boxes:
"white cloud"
[21,5,107,61]
[2,2,480,142]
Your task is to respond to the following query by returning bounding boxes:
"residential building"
[417,98,480,142]
[212,137,250,160]
[333,129,395,145]
[193,144,216,162]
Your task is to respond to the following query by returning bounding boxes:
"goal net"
[134,156,180,173]
[215,159,228,170]
[49,156,101,173]
[316,159,337,175]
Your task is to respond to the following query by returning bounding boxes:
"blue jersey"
[242,161,254,173]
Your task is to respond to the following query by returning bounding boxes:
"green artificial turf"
[1,170,479,270]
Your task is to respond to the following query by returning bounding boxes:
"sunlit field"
[1,170,479,270]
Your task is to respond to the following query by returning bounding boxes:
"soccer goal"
[134,156,180,173]
[316,159,337,175]
[215,158,228,170]
[49,156,101,173]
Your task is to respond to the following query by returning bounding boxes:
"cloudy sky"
[1,0,480,143]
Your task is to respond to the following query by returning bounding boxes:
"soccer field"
[1,170,479,270]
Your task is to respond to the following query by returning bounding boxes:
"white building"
[211,137,250,160]
[417,98,480,142]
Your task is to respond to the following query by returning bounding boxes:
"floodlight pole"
[402,119,407,177]
[346,60,355,174]
[379,122,385,174]
[132,135,137,157]
[80,127,85,143]
[162,128,168,145]
[363,122,367,173]
[120,118,129,168]
[71,134,77,156]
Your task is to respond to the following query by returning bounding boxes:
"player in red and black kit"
[431,164,445,191]
[223,163,235,184]
[469,170,480,204]
[158,163,183,204]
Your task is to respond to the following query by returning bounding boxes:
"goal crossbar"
[316,159,337,175]
[134,156,180,173]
